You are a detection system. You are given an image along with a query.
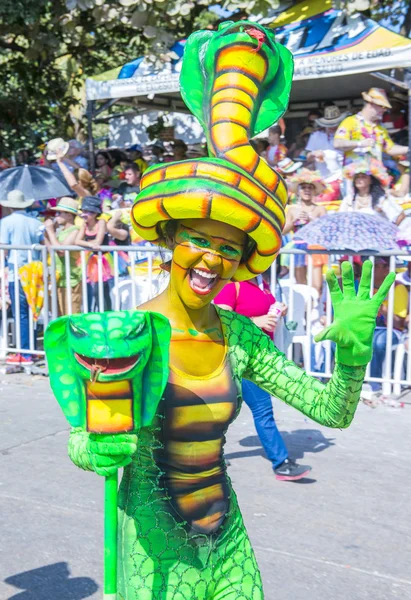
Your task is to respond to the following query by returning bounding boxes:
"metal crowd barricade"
[0,244,409,396]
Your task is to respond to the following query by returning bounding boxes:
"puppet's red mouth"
[74,353,140,380]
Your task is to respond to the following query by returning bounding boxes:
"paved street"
[1,374,410,600]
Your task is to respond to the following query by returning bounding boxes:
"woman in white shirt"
[340,159,405,226]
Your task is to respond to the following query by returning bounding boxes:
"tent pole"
[87,100,96,175]
[405,69,411,195]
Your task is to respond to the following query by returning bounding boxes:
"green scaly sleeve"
[220,309,365,429]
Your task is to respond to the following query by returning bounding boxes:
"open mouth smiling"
[74,353,140,382]
[189,268,220,295]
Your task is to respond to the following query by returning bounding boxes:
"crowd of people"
[0,86,409,405]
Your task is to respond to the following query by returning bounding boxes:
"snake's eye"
[124,321,144,340]
[69,321,88,338]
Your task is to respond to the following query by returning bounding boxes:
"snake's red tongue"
[246,27,265,51]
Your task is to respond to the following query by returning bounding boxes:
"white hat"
[46,138,69,161]
[0,190,34,208]
[315,105,349,128]
[277,157,302,174]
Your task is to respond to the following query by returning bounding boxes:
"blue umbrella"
[295,211,399,252]
[0,165,74,202]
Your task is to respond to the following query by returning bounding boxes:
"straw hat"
[361,88,392,109]
[287,169,326,196]
[0,190,34,209]
[315,105,349,128]
[277,157,302,174]
[343,157,392,188]
[46,138,69,160]
[131,20,293,282]
[50,197,79,215]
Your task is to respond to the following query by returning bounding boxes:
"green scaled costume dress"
[68,308,369,600]
[47,19,395,600]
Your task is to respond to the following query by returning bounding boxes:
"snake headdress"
[131,20,293,281]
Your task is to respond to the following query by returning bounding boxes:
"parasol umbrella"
[19,261,45,321]
[294,212,400,252]
[0,165,73,202]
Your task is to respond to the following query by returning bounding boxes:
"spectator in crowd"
[52,147,100,199]
[75,196,112,312]
[266,125,288,167]
[306,105,347,200]
[283,169,327,294]
[383,93,407,131]
[288,127,312,161]
[126,144,148,174]
[390,159,409,199]
[149,140,166,166]
[305,109,322,130]
[44,198,82,316]
[334,88,408,164]
[95,151,112,186]
[107,210,131,278]
[66,139,88,170]
[340,158,405,226]
[254,138,269,159]
[0,190,43,365]
[113,163,141,207]
[16,149,31,165]
[171,139,188,161]
[215,275,311,481]
[370,256,408,397]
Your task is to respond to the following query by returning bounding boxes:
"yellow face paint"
[170,218,246,310]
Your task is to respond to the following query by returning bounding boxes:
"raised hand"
[314,260,395,366]
[87,433,137,476]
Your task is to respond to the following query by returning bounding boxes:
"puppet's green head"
[45,311,171,433]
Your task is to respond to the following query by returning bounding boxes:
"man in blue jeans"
[242,380,311,481]
[0,190,44,365]
[370,257,408,395]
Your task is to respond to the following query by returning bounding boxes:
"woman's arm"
[282,206,296,234]
[390,173,409,198]
[241,261,394,428]
[107,213,129,241]
[243,328,365,428]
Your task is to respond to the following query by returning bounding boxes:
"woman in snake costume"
[66,21,394,600]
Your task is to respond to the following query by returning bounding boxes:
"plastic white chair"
[278,282,318,368]
[393,341,409,396]
[0,318,15,358]
[110,279,141,311]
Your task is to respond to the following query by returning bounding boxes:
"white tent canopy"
[86,2,411,108]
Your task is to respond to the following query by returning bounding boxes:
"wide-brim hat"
[287,168,326,196]
[315,105,349,128]
[277,157,302,174]
[0,189,34,208]
[50,197,79,215]
[343,158,392,188]
[361,88,392,109]
[131,158,287,282]
[46,138,70,160]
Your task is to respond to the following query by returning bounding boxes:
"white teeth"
[192,268,217,279]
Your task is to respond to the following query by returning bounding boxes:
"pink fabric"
[215,280,275,337]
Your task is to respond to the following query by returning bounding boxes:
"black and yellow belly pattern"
[157,358,238,535]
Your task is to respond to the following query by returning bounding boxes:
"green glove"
[314,260,395,367]
[87,433,137,477]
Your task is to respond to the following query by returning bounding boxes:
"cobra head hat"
[131,21,294,281]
